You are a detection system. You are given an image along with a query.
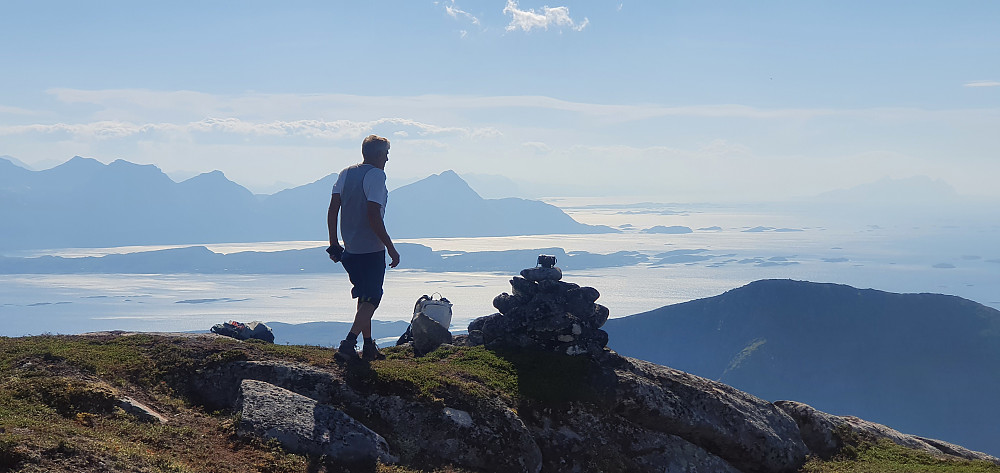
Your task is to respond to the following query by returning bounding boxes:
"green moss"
[8,376,118,417]
[368,344,608,405]
[801,438,1000,473]
[370,345,518,402]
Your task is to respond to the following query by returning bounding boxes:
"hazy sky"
[1,1,998,200]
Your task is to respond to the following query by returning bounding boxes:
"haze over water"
[3,201,996,339]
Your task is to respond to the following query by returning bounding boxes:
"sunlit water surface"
[3,203,998,337]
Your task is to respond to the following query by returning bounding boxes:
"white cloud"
[502,0,589,32]
[444,1,480,25]
[521,141,551,153]
[964,80,1000,88]
[404,139,451,152]
[0,117,501,141]
[36,89,1000,129]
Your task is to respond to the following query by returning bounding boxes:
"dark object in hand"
[327,245,344,262]
[537,254,557,268]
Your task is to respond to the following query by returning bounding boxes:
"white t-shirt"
[332,164,388,254]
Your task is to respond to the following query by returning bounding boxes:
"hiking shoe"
[362,339,385,361]
[336,339,360,362]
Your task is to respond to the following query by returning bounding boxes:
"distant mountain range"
[385,170,613,238]
[603,279,1000,456]
[0,243,645,274]
[811,175,961,204]
[0,155,33,170]
[0,156,615,251]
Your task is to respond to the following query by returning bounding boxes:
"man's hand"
[327,244,344,262]
[387,246,400,268]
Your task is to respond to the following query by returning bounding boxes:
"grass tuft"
[801,438,1000,473]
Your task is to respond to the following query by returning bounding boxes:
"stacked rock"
[467,257,610,356]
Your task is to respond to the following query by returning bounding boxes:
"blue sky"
[1,1,998,199]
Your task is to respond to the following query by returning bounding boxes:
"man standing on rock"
[327,134,400,361]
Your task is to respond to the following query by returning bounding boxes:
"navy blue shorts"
[341,250,386,308]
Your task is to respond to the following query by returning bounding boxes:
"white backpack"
[413,293,453,328]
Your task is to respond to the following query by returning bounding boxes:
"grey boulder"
[117,396,167,424]
[410,312,453,355]
[614,357,809,473]
[237,379,395,466]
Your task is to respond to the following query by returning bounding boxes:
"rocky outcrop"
[193,360,542,473]
[614,357,808,473]
[360,393,542,472]
[184,347,1000,472]
[468,262,610,356]
[775,400,1000,464]
[191,354,807,472]
[237,379,394,466]
[520,399,743,473]
[179,265,996,472]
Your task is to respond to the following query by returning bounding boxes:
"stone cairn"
[467,256,610,356]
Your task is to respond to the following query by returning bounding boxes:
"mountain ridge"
[0,157,615,250]
[386,170,614,238]
[604,279,1000,456]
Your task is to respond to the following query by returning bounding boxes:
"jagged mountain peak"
[108,158,158,169]
[180,170,244,188]
[177,169,255,204]
[53,155,104,170]
[391,169,483,203]
[183,169,226,180]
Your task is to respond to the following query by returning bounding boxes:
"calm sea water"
[3,202,998,337]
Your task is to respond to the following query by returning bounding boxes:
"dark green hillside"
[604,279,1000,457]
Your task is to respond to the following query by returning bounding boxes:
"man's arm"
[367,201,399,268]
[327,194,343,261]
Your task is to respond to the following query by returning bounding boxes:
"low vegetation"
[372,345,518,402]
[0,334,313,472]
[1,333,996,472]
[801,437,1000,473]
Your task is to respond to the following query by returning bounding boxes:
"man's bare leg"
[349,301,377,339]
[349,301,385,360]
